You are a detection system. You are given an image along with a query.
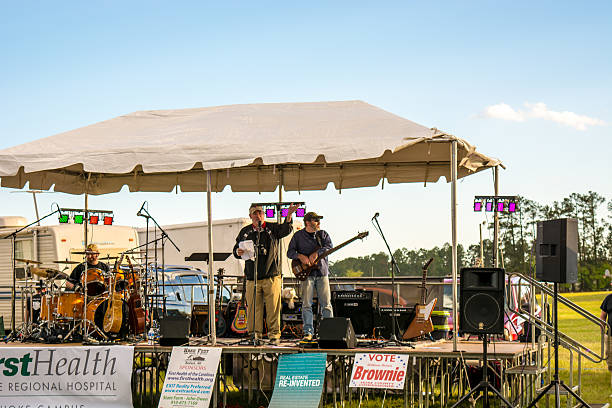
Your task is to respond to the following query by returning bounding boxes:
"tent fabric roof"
[0,100,502,194]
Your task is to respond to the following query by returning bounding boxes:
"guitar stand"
[450,334,513,408]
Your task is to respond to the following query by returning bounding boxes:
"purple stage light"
[296,208,305,217]
[281,208,289,217]
[265,208,275,218]
[497,202,504,212]
[474,202,482,212]
[508,202,517,212]
[485,201,494,212]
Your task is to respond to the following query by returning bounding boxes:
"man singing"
[233,203,299,345]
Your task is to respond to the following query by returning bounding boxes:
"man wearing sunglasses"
[287,211,333,341]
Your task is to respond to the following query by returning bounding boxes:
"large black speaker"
[318,317,356,349]
[536,218,578,284]
[159,315,190,346]
[332,291,374,336]
[460,268,505,335]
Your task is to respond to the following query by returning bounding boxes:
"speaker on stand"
[528,218,590,408]
[452,267,512,408]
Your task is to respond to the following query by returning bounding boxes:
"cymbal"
[17,279,40,285]
[31,267,67,280]
[15,258,42,265]
[71,250,98,255]
[53,260,81,264]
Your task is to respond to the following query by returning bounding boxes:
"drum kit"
[14,255,146,343]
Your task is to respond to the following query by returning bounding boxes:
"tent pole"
[451,140,458,352]
[493,166,500,268]
[206,170,216,345]
[278,169,283,287]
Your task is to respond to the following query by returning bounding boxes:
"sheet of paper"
[239,240,255,260]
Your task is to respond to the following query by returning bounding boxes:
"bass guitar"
[291,231,369,281]
[402,258,437,340]
[103,253,125,334]
[126,256,145,335]
[230,276,248,334]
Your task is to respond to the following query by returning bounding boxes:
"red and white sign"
[349,353,408,390]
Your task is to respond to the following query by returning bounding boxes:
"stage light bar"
[89,215,99,225]
[59,214,69,223]
[103,216,113,225]
[474,196,519,213]
[74,214,84,224]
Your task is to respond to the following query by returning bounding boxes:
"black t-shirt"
[600,293,612,330]
[68,262,110,285]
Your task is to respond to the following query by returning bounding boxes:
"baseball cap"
[304,212,323,222]
[86,244,99,254]
[249,205,264,216]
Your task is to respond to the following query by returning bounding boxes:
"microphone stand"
[137,206,180,323]
[3,205,62,338]
[250,221,262,345]
[371,214,412,347]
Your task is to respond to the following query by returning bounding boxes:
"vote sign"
[349,353,408,390]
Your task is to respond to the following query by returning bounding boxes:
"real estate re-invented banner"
[349,353,408,389]
[0,346,134,408]
[158,347,222,408]
[269,353,327,408]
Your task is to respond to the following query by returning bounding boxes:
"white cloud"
[484,103,525,122]
[482,102,606,131]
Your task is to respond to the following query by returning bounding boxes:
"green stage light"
[59,214,69,224]
[74,214,84,224]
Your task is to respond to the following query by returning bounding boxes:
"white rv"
[136,217,300,277]
[0,216,139,332]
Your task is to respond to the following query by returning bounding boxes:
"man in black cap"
[233,203,299,345]
[287,211,333,341]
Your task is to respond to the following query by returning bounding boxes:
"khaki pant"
[245,275,282,339]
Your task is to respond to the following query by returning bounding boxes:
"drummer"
[65,244,110,290]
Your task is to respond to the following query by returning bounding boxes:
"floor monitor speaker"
[536,218,578,284]
[460,267,505,335]
[318,317,356,349]
[159,315,190,346]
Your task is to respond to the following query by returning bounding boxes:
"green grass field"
[556,290,611,405]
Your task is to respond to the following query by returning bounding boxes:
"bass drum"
[86,296,129,339]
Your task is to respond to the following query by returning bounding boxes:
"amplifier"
[375,306,415,339]
[332,291,374,336]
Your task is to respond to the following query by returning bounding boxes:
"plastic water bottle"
[147,328,155,344]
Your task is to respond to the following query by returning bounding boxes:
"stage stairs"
[506,272,608,407]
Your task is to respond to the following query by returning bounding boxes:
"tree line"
[329,191,612,290]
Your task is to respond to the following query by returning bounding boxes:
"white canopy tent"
[0,100,502,347]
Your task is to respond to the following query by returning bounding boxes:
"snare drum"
[81,268,106,296]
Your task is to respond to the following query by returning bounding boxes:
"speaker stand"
[451,334,513,408]
[527,282,591,408]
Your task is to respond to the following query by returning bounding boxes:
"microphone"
[372,212,379,220]
[136,201,147,217]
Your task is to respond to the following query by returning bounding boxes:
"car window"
[178,275,206,302]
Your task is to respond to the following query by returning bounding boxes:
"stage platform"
[0,337,541,407]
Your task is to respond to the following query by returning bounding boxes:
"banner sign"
[0,345,134,408]
[269,353,326,408]
[159,347,222,408]
[349,353,408,389]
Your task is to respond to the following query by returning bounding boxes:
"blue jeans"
[301,276,333,336]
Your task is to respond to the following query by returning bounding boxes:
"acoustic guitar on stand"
[402,257,437,340]
[291,231,369,281]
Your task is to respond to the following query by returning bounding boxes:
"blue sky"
[1,2,610,261]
